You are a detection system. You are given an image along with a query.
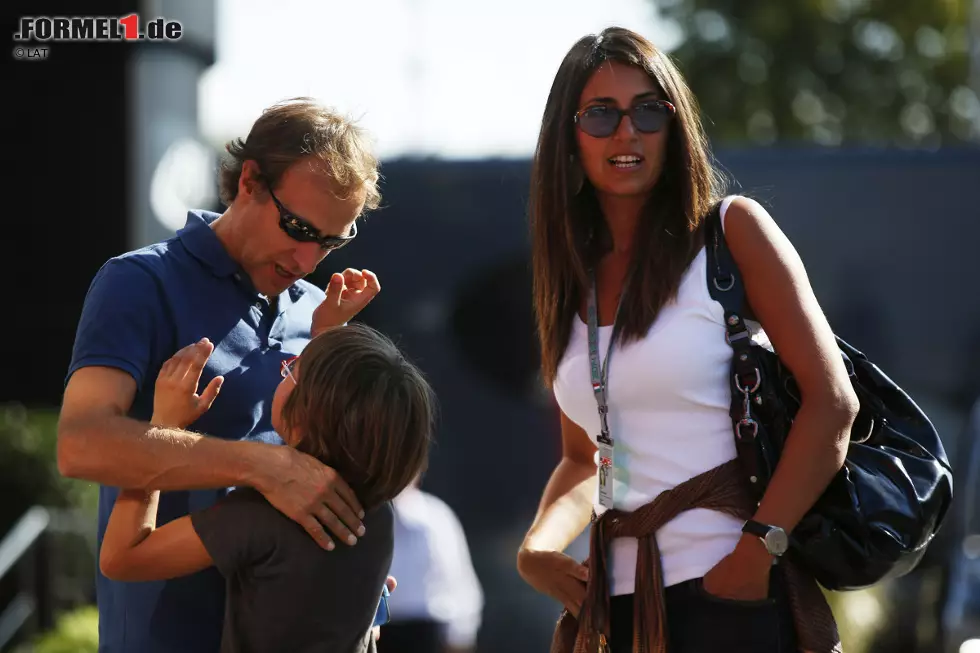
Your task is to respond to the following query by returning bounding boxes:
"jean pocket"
[692,577,776,608]
[674,578,782,652]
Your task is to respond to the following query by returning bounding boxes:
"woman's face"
[271,356,300,445]
[574,61,672,199]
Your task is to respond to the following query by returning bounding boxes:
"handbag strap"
[704,203,752,322]
[703,202,767,495]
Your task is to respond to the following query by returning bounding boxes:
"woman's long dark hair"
[530,27,727,388]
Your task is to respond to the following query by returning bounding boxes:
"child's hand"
[152,339,224,428]
[311,268,380,337]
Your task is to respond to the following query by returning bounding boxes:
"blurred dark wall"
[4,0,136,407]
[3,0,214,409]
[719,149,980,406]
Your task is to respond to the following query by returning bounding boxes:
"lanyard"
[587,274,615,439]
[587,270,624,509]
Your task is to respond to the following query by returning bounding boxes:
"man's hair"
[280,323,434,510]
[218,97,381,212]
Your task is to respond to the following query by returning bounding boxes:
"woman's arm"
[725,196,859,531]
[715,197,860,583]
[521,411,597,552]
[517,410,597,615]
[99,490,213,582]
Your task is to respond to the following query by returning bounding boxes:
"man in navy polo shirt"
[57,98,384,653]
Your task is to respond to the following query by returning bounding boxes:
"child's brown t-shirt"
[190,487,393,653]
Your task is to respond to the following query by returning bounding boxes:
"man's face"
[237,157,366,296]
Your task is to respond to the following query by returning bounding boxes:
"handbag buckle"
[734,369,761,394]
[735,369,761,441]
[737,417,759,440]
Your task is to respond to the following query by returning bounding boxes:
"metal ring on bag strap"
[734,369,761,394]
[713,274,735,292]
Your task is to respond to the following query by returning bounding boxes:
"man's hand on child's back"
[255,446,367,552]
[151,339,224,428]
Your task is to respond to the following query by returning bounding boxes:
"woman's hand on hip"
[517,548,590,617]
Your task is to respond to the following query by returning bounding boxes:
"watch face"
[765,528,789,556]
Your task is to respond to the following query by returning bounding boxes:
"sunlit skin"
[575,60,671,231]
[211,157,366,297]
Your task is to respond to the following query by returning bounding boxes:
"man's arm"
[59,258,264,492]
[57,363,364,550]
[61,254,368,549]
[57,365,273,492]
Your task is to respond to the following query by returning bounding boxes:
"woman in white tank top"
[516,27,859,653]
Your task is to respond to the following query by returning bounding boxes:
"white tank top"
[553,196,772,595]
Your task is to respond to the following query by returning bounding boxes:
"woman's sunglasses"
[574,100,676,138]
[268,187,357,252]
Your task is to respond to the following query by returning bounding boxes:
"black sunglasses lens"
[632,103,669,133]
[280,217,320,243]
[579,107,621,138]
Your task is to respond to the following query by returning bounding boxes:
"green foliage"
[0,403,99,535]
[0,405,100,653]
[656,0,978,146]
[13,606,99,653]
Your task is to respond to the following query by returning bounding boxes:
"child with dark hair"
[100,323,435,653]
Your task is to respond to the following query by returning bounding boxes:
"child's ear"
[283,413,309,449]
[283,424,301,446]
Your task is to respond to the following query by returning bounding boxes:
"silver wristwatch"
[742,519,789,557]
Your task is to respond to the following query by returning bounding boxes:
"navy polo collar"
[176,209,311,305]
[177,210,242,279]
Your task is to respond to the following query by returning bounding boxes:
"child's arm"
[100,491,213,581]
[99,339,225,582]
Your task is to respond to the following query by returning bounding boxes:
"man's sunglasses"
[574,100,676,138]
[267,187,357,252]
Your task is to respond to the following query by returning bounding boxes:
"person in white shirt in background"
[377,479,484,653]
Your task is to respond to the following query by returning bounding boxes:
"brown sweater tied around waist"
[550,459,843,653]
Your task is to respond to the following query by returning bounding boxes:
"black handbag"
[704,203,954,591]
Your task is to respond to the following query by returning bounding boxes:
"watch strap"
[742,519,773,539]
